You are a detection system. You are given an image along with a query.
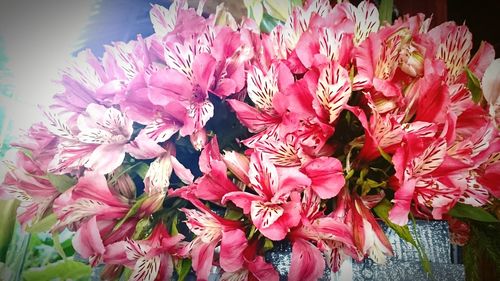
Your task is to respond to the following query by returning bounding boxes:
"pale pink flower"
[48,103,133,175]
[105,223,185,281]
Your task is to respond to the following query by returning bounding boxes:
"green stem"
[0,199,19,262]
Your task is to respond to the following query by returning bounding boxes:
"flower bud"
[109,171,136,203]
[140,192,166,215]
[399,45,424,77]
[190,129,208,151]
[222,150,250,184]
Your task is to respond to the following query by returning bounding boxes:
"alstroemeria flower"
[219,239,279,281]
[287,188,357,278]
[52,50,113,118]
[143,142,194,196]
[105,223,185,281]
[191,137,240,203]
[482,58,500,126]
[47,103,133,175]
[148,47,216,136]
[53,172,130,228]
[351,195,393,264]
[223,152,311,240]
[228,62,294,147]
[1,151,60,227]
[181,198,247,280]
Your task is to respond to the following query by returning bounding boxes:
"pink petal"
[226,99,278,133]
[103,241,135,268]
[288,239,325,281]
[171,156,194,185]
[247,255,279,281]
[222,192,261,214]
[302,157,345,199]
[191,240,217,281]
[125,133,165,159]
[193,53,216,93]
[468,41,495,80]
[85,143,126,174]
[72,216,105,262]
[220,229,248,273]
[389,178,417,226]
[295,31,319,69]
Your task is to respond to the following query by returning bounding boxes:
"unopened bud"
[399,45,423,77]
[190,129,208,151]
[222,150,250,184]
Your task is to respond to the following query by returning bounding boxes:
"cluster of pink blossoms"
[1,0,499,280]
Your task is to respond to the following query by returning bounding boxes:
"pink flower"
[190,137,240,203]
[47,103,133,175]
[223,152,311,240]
[105,223,185,281]
[351,195,393,264]
[53,172,130,229]
[227,62,294,147]
[219,239,279,281]
[1,151,60,227]
[181,199,247,280]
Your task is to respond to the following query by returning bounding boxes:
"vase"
[264,220,465,281]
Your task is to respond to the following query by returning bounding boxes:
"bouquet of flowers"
[1,0,499,280]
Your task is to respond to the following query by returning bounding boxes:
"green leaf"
[260,13,281,33]
[26,213,57,234]
[224,208,243,221]
[109,162,149,185]
[47,173,76,193]
[244,0,263,26]
[465,67,483,104]
[52,232,66,260]
[374,200,432,275]
[171,215,179,236]
[113,196,148,232]
[449,203,498,223]
[22,259,91,281]
[263,238,273,251]
[133,162,150,179]
[374,199,416,246]
[378,0,394,24]
[378,146,392,163]
[263,0,290,22]
[175,259,192,281]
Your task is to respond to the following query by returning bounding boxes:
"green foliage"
[465,67,483,104]
[22,259,91,281]
[113,195,148,232]
[449,203,498,223]
[25,214,57,234]
[47,173,76,193]
[260,13,281,33]
[374,199,432,275]
[378,0,394,24]
[175,259,192,281]
[463,222,500,281]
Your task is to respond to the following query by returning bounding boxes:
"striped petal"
[188,100,214,130]
[130,256,161,281]
[254,140,301,167]
[251,201,284,229]
[434,23,472,83]
[348,1,380,45]
[315,62,352,123]
[247,66,278,112]
[412,139,447,177]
